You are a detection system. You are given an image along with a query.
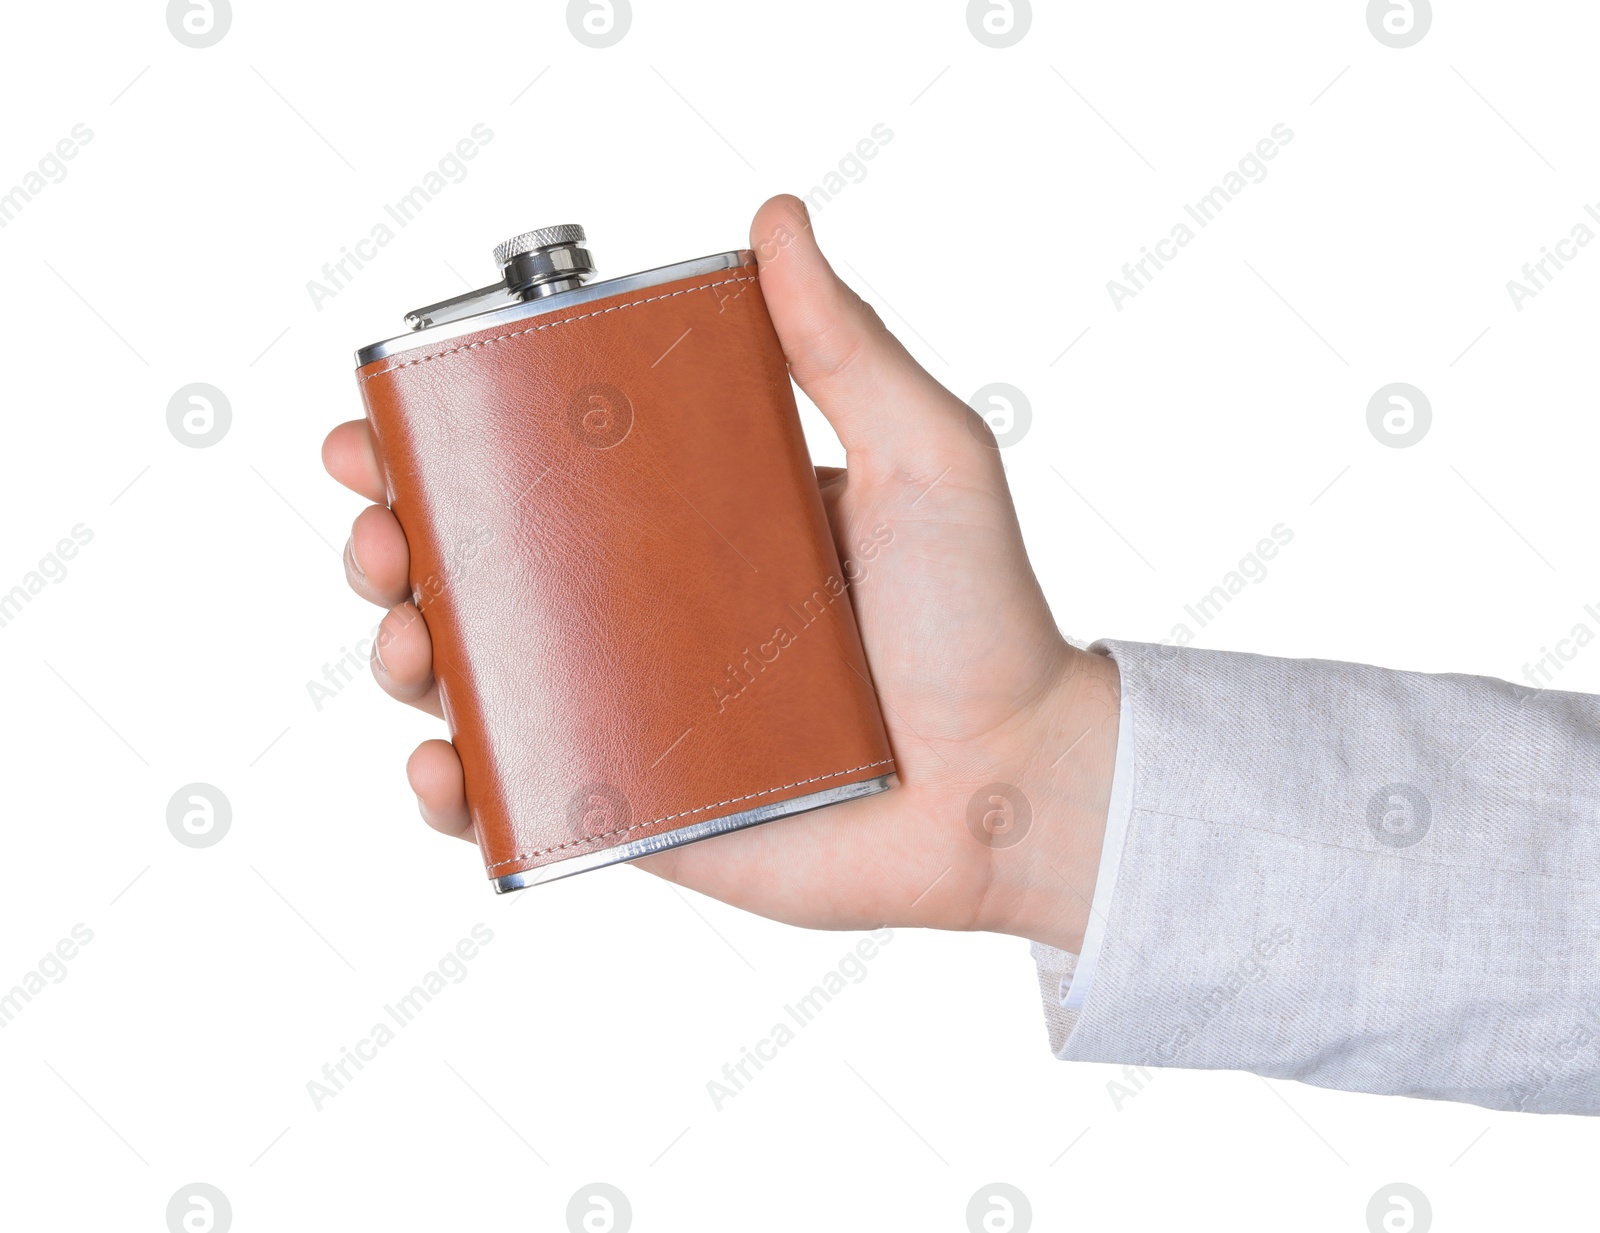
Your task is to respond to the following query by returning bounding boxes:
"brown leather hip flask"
[354,226,895,891]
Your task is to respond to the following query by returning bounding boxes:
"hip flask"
[354,225,895,891]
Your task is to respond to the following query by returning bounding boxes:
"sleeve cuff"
[1023,638,1600,1112]
[1033,641,1137,1053]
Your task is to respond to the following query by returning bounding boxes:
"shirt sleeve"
[1030,638,1600,1115]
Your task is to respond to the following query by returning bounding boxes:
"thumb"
[750,194,976,465]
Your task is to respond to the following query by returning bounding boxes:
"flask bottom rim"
[490,774,894,893]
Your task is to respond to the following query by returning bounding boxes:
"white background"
[2,1,1597,1229]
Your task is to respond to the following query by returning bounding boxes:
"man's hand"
[322,194,1119,953]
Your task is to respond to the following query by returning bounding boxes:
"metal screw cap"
[493,224,595,298]
[493,224,588,268]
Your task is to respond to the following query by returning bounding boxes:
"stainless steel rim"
[491,774,893,893]
[356,250,753,366]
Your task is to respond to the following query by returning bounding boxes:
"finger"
[751,194,976,464]
[346,505,413,608]
[322,420,387,504]
[815,465,847,524]
[407,739,472,839]
[372,602,444,718]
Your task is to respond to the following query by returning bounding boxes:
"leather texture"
[357,258,895,882]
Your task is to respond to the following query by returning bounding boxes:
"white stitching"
[484,759,896,870]
[359,274,760,384]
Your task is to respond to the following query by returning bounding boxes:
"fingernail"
[345,538,367,580]
[372,633,388,676]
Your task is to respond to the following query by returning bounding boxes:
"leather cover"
[356,256,895,883]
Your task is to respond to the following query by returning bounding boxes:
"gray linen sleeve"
[1034,639,1600,1115]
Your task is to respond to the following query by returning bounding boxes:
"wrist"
[974,645,1121,952]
